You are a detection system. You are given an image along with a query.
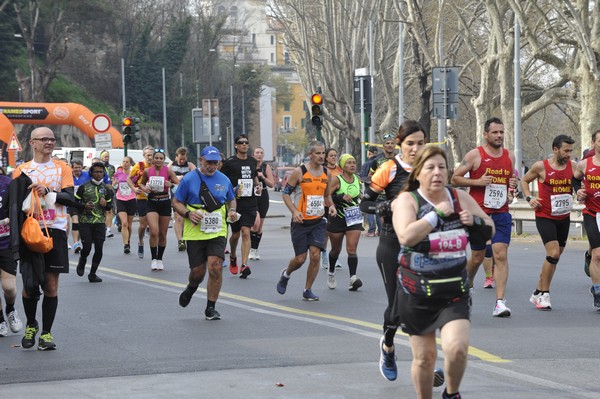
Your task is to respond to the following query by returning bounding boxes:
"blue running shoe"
[379,335,397,381]
[302,289,319,301]
[277,269,289,295]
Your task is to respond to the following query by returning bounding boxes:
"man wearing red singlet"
[451,117,518,317]
[574,130,600,311]
[521,135,577,310]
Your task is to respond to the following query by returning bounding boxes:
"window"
[217,6,226,15]
[301,119,305,128]
[230,6,238,19]
[271,35,274,45]
[271,53,274,63]
[283,116,291,130]
[303,101,307,111]
[252,33,256,44]
[284,103,290,112]
[284,52,290,65]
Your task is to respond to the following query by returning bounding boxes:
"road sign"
[7,132,22,151]
[94,132,113,151]
[92,114,111,133]
[192,108,220,144]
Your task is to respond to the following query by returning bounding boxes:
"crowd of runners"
[3,120,599,399]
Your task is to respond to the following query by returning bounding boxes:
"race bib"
[550,193,572,216]
[148,176,165,192]
[484,183,507,209]
[200,211,223,233]
[0,223,9,237]
[344,205,363,226]
[306,195,324,217]
[35,209,55,225]
[119,182,132,197]
[428,229,468,258]
[238,179,253,197]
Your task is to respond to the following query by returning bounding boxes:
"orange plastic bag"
[21,190,53,253]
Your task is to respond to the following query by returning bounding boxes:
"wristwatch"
[525,196,532,202]
[185,211,190,218]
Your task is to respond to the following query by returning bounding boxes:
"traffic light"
[310,93,323,128]
[122,116,140,144]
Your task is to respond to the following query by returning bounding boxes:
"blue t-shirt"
[74,172,91,191]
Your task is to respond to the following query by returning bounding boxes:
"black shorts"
[43,228,69,273]
[79,223,107,244]
[536,216,570,247]
[67,206,78,217]
[257,190,270,218]
[136,199,148,217]
[290,218,327,256]
[0,247,17,275]
[230,207,258,233]
[186,237,227,268]
[584,213,600,249]
[147,197,172,217]
[117,199,137,216]
[327,215,364,234]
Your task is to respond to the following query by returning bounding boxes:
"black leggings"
[79,223,106,267]
[376,231,400,346]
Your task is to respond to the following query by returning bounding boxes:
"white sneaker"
[327,273,337,289]
[7,310,22,333]
[492,299,511,317]
[335,261,342,269]
[151,259,159,271]
[106,228,114,238]
[0,321,8,337]
[156,260,164,271]
[254,249,261,260]
[249,249,257,260]
[321,252,329,269]
[530,292,552,310]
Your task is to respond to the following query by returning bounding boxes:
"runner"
[220,134,259,278]
[391,145,494,399]
[138,149,179,271]
[574,130,600,310]
[276,141,336,301]
[70,158,90,254]
[113,156,137,254]
[74,162,113,282]
[249,147,274,261]
[100,150,116,238]
[12,127,75,350]
[128,145,154,258]
[173,146,236,320]
[359,119,425,381]
[168,147,196,252]
[321,148,343,269]
[325,154,363,291]
[451,117,518,317]
[521,134,577,310]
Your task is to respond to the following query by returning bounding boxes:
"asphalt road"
[1,192,599,398]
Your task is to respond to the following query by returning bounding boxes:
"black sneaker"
[76,258,85,277]
[88,274,103,283]
[137,245,144,259]
[21,324,39,349]
[178,240,186,252]
[433,367,445,387]
[179,285,197,307]
[124,244,130,254]
[205,307,221,320]
[38,331,57,351]
[239,264,252,279]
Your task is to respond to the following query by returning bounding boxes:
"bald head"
[31,127,54,140]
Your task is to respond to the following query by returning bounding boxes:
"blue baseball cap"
[201,146,222,161]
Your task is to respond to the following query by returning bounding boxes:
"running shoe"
[88,274,103,283]
[76,258,86,277]
[156,260,164,271]
[442,390,462,399]
[483,276,495,289]
[21,324,39,349]
[530,292,552,310]
[249,249,257,260]
[105,228,114,238]
[433,367,445,387]
[335,261,342,269]
[320,251,329,269]
[178,240,186,252]
[205,307,221,320]
[349,275,363,291]
[38,332,57,351]
[584,250,591,277]
[179,285,197,307]
[379,335,397,381]
[254,249,261,260]
[327,273,337,289]
[492,299,511,317]
[0,321,8,337]
[124,244,130,254]
[73,241,82,254]
[229,257,238,275]
[151,259,159,271]
[277,269,289,295]
[8,310,22,333]
[590,286,600,311]
[239,264,251,279]
[67,243,72,250]
[302,289,319,301]
[138,245,144,259]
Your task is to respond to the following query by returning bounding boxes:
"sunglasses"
[383,134,395,140]
[154,148,165,154]
[236,141,249,145]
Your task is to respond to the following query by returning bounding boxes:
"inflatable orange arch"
[0,102,124,166]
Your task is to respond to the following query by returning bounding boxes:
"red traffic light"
[123,117,133,127]
[311,93,323,105]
